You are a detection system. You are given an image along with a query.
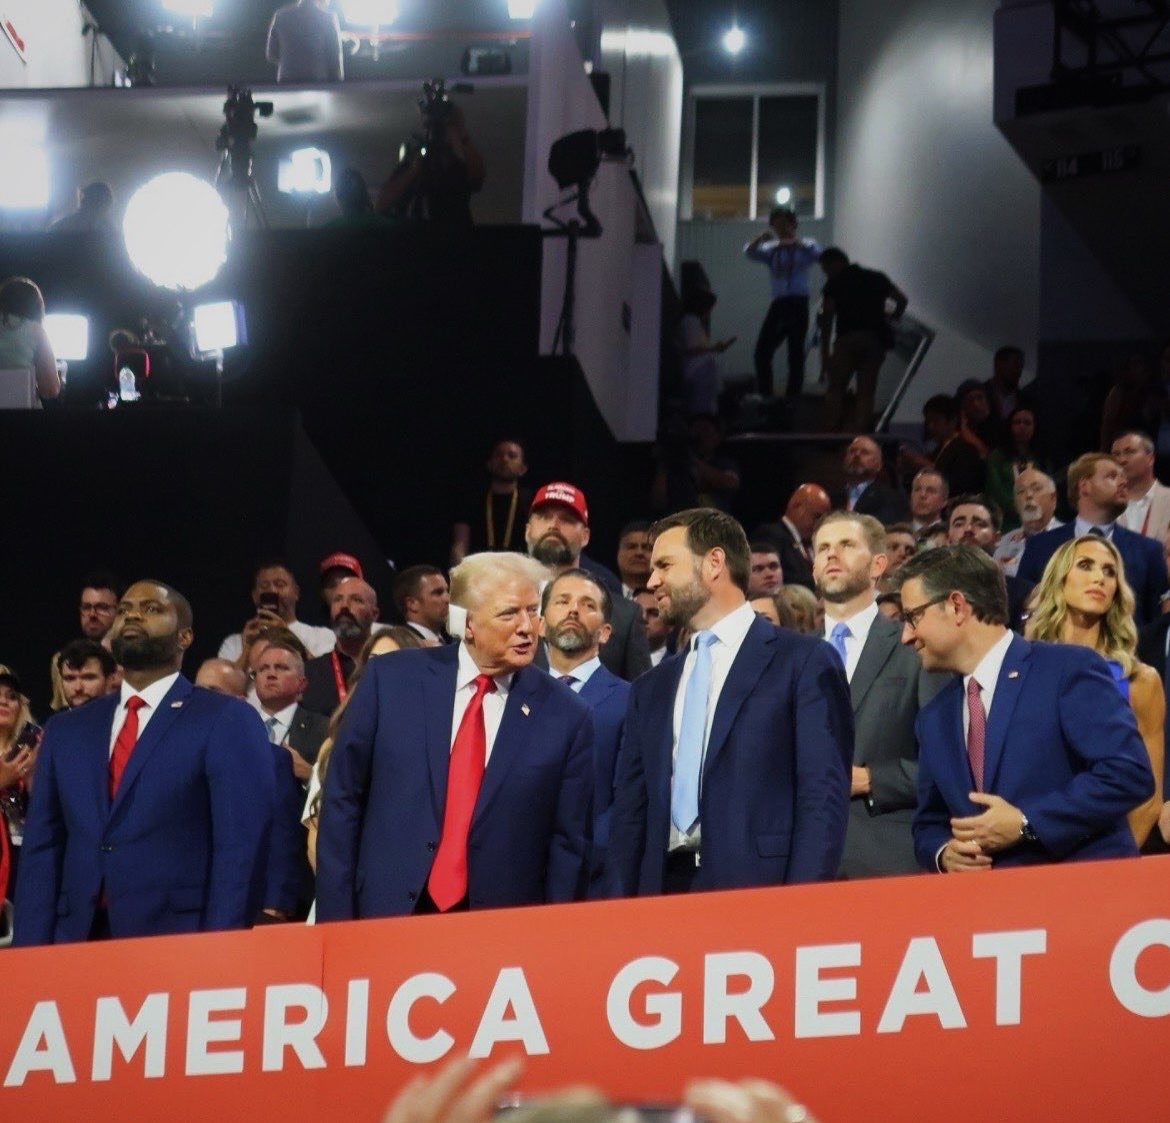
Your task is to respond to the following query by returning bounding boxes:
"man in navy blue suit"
[15,580,277,945]
[1018,452,1169,625]
[540,568,631,894]
[316,553,594,919]
[606,508,853,896]
[898,546,1153,872]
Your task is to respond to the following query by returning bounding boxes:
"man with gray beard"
[992,469,1062,578]
[526,482,650,680]
[541,569,631,892]
[300,576,380,717]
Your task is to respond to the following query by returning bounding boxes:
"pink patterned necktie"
[966,678,986,790]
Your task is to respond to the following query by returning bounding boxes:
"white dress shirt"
[1073,515,1116,539]
[822,600,880,683]
[409,622,443,644]
[260,701,299,744]
[552,654,601,693]
[450,643,514,764]
[108,672,181,758]
[961,629,1015,740]
[649,647,668,667]
[669,600,757,848]
[217,619,336,663]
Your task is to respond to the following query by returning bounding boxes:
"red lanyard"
[331,650,347,703]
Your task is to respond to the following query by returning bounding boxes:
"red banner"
[3,857,1169,1121]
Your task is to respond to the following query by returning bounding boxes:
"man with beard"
[606,508,853,896]
[992,469,1062,577]
[317,553,593,918]
[15,580,276,944]
[837,436,909,525]
[812,512,944,876]
[302,575,381,716]
[56,640,119,709]
[541,569,631,893]
[526,482,650,681]
[1020,452,1169,626]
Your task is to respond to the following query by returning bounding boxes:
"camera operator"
[266,0,343,84]
[376,82,485,227]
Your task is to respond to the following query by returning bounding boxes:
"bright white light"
[162,0,214,17]
[192,301,243,355]
[599,28,677,59]
[775,186,792,205]
[278,147,333,195]
[338,0,399,26]
[722,25,746,55]
[43,314,89,361]
[122,173,229,292]
[508,0,539,18]
[0,145,50,209]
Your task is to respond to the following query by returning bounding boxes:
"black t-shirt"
[461,486,533,554]
[824,264,896,346]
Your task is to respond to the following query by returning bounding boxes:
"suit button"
[100,844,113,853]
[427,841,436,852]
[407,891,417,902]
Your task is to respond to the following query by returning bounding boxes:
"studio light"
[337,0,399,26]
[162,0,214,17]
[0,145,50,210]
[278,147,332,195]
[775,186,792,205]
[722,25,746,55]
[508,0,539,17]
[43,314,89,361]
[191,300,246,357]
[122,172,229,292]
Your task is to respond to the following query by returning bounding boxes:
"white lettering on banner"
[877,938,966,1033]
[345,979,370,1067]
[386,973,456,1064]
[1110,919,1170,1017]
[468,968,549,1057]
[93,994,169,1081]
[971,930,1047,1025]
[186,988,247,1076]
[3,1001,77,1086]
[607,956,682,1050]
[794,943,862,1039]
[703,952,775,1044]
[262,985,328,1071]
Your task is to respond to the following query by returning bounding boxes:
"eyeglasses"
[899,594,948,630]
[80,602,116,614]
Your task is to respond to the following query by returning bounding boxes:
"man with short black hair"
[748,543,783,598]
[219,562,336,665]
[632,586,671,666]
[983,345,1032,422]
[909,469,949,533]
[897,545,1153,872]
[50,572,125,711]
[56,640,119,709]
[616,520,653,599]
[393,565,449,645]
[945,494,1033,630]
[922,396,985,496]
[884,523,917,570]
[451,438,532,563]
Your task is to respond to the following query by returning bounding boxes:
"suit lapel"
[108,677,194,818]
[81,694,121,819]
[473,667,539,825]
[422,646,461,815]
[651,654,686,793]
[981,635,1031,792]
[703,617,775,779]
[849,616,898,712]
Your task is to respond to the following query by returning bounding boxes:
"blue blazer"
[14,678,276,945]
[605,615,854,895]
[315,644,594,920]
[1018,523,1169,625]
[576,664,631,893]
[913,635,1153,870]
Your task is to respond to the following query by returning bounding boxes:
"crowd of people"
[1,392,1168,947]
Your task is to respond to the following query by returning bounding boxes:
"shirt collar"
[964,629,1014,695]
[823,599,879,645]
[119,671,181,713]
[565,654,602,686]
[263,701,300,726]
[410,622,441,642]
[703,600,757,651]
[1074,515,1116,538]
[456,641,514,694]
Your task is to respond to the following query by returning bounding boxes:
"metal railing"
[874,313,936,433]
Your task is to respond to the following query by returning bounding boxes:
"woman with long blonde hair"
[1026,534,1164,846]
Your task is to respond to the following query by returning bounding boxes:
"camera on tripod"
[417,78,457,153]
[216,86,275,192]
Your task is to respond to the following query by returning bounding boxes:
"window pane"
[755,94,819,218]
[691,96,753,220]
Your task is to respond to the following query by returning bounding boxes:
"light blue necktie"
[672,631,718,833]
[265,716,280,744]
[829,621,851,668]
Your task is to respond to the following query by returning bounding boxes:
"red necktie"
[966,678,986,791]
[428,674,496,911]
[110,695,148,797]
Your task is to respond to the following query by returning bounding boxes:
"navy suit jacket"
[606,614,853,895]
[15,677,276,945]
[913,635,1153,870]
[315,644,594,919]
[575,664,631,893]
[1018,523,1169,625]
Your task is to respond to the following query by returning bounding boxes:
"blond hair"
[449,552,549,610]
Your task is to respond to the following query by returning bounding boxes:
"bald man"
[836,436,910,526]
[195,658,249,698]
[752,482,832,590]
[302,575,380,716]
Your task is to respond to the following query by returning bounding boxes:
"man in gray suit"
[812,511,946,876]
[266,0,344,84]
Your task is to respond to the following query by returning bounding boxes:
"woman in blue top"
[0,277,61,401]
[1027,533,1164,846]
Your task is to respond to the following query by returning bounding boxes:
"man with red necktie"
[316,553,593,919]
[15,580,276,945]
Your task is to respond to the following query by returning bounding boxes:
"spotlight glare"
[43,314,89,361]
[722,25,746,55]
[775,186,792,205]
[508,0,539,17]
[0,145,50,210]
[192,301,245,356]
[278,147,333,196]
[122,173,229,292]
[338,0,399,26]
[162,0,215,17]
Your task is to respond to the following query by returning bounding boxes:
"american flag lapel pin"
[1007,671,1019,679]
[521,703,531,716]
[170,701,184,708]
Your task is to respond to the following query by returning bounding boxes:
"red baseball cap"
[531,482,589,526]
[318,552,363,581]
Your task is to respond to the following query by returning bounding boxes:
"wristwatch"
[1020,814,1038,844]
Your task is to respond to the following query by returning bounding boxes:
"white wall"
[0,2,121,88]
[835,0,1040,420]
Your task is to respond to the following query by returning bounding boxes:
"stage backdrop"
[3,858,1169,1122]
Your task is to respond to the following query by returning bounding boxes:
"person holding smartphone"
[217,561,337,668]
[0,668,40,918]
